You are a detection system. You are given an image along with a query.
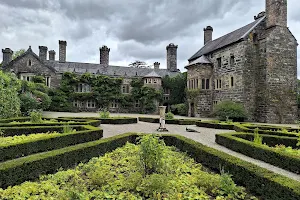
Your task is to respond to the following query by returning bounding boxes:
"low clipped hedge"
[138,117,198,125]
[196,121,235,130]
[234,124,298,138]
[0,125,85,137]
[216,132,300,174]
[0,118,101,128]
[58,117,137,124]
[0,133,300,199]
[0,125,103,162]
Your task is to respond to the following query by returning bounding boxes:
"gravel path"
[43,111,300,181]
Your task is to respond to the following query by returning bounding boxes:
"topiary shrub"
[99,109,110,118]
[214,101,247,122]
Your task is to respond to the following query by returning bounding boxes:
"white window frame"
[86,100,96,108]
[110,100,118,108]
[135,100,140,108]
[46,77,51,88]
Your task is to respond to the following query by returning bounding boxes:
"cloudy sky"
[1,0,300,74]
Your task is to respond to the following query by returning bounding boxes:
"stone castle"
[1,40,180,112]
[186,0,298,123]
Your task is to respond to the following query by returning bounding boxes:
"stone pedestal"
[157,106,168,132]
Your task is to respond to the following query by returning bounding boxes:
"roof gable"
[189,16,266,61]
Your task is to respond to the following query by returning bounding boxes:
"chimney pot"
[59,40,67,62]
[99,45,110,66]
[39,46,48,61]
[2,48,13,66]
[204,26,213,45]
[49,50,56,61]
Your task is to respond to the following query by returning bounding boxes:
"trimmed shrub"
[216,132,300,174]
[99,110,110,119]
[213,101,247,121]
[0,125,103,162]
[19,92,39,113]
[196,121,235,130]
[0,133,299,199]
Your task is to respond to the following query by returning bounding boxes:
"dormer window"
[28,59,32,66]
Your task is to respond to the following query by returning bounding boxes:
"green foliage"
[162,72,187,104]
[171,103,188,116]
[30,111,43,123]
[137,135,165,175]
[32,76,45,84]
[48,89,73,112]
[0,140,255,199]
[33,90,51,110]
[0,71,21,119]
[165,111,174,120]
[19,92,39,113]
[214,101,247,121]
[99,109,110,118]
[128,60,150,68]
[63,123,74,133]
[253,128,263,145]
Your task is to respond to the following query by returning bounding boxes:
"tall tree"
[129,60,150,68]
[13,49,25,59]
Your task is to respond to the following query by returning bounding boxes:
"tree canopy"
[129,60,150,68]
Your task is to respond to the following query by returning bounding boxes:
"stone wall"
[264,26,298,123]
[166,43,178,72]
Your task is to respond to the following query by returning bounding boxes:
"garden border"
[215,132,300,174]
[0,133,299,199]
[58,117,138,124]
[138,117,198,125]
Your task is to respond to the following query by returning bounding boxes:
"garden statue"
[157,106,168,132]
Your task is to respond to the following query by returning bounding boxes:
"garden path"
[43,111,300,181]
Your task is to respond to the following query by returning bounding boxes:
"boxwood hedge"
[0,125,103,162]
[216,132,300,174]
[0,133,299,199]
[138,117,198,125]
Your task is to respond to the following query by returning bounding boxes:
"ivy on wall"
[162,72,187,105]
[49,72,162,113]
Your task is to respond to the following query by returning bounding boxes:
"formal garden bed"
[138,117,199,125]
[216,131,300,174]
[0,133,299,199]
[58,116,138,124]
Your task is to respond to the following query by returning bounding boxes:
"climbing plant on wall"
[162,72,187,105]
[49,72,162,113]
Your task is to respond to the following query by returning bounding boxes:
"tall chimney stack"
[2,48,13,66]
[154,62,160,70]
[204,26,213,45]
[39,46,48,61]
[266,0,287,28]
[59,40,67,62]
[49,50,56,61]
[166,43,178,72]
[100,45,110,66]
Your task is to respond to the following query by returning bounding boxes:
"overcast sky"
[1,0,300,75]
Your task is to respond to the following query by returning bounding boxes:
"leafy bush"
[32,90,51,110]
[137,134,165,175]
[30,111,43,123]
[0,71,21,119]
[171,103,188,116]
[99,110,110,118]
[19,92,39,114]
[214,101,247,121]
[63,123,74,133]
[165,111,174,120]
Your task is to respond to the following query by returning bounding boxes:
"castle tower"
[59,40,67,62]
[204,26,213,45]
[39,46,48,61]
[166,43,178,72]
[2,48,13,66]
[100,45,110,66]
[266,0,287,28]
[49,50,56,61]
[262,0,298,123]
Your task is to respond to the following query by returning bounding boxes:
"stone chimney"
[49,50,56,61]
[154,62,160,70]
[39,46,48,61]
[166,43,178,72]
[204,26,213,45]
[100,45,110,66]
[59,40,67,62]
[2,48,13,66]
[266,0,287,28]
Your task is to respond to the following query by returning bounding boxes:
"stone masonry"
[186,0,297,123]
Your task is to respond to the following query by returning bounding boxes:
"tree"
[129,60,150,68]
[13,49,25,59]
[0,70,21,118]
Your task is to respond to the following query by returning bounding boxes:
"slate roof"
[44,61,179,78]
[189,16,266,61]
[143,70,162,78]
[185,55,211,68]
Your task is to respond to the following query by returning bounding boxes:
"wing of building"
[186,0,297,124]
